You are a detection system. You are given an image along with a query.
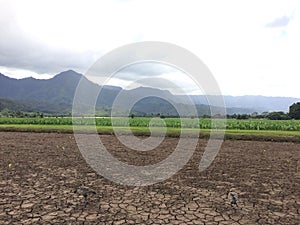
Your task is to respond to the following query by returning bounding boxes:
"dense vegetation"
[289,102,300,119]
[1,117,300,131]
[1,100,300,133]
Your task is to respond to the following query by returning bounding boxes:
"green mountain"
[0,70,298,116]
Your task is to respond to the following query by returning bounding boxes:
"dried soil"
[0,132,299,224]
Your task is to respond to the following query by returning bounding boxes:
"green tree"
[267,111,290,120]
[236,114,250,120]
[1,108,11,117]
[289,102,300,119]
[251,112,259,118]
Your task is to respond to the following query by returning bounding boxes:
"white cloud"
[0,0,300,97]
[0,66,53,79]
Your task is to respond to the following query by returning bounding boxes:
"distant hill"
[0,98,33,112]
[182,95,300,112]
[0,70,85,103]
[0,70,299,115]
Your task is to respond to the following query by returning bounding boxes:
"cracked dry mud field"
[0,132,299,224]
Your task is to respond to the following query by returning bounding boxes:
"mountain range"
[0,70,299,116]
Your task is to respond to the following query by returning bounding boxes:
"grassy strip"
[0,124,300,142]
[1,117,300,131]
[224,130,300,142]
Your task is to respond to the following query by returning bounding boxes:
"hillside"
[0,70,299,115]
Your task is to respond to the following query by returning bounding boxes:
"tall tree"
[289,102,300,119]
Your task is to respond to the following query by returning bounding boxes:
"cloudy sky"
[0,0,300,97]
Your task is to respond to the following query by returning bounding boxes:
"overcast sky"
[0,0,300,97]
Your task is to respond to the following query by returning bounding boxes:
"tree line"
[1,102,300,120]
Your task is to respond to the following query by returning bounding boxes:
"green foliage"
[236,114,250,120]
[266,111,290,120]
[0,108,11,117]
[226,119,300,131]
[289,102,300,119]
[0,117,300,131]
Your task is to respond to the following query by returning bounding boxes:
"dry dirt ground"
[0,132,299,224]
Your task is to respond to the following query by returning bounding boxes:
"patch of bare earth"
[0,132,299,224]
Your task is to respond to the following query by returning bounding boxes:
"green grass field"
[0,117,300,142]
